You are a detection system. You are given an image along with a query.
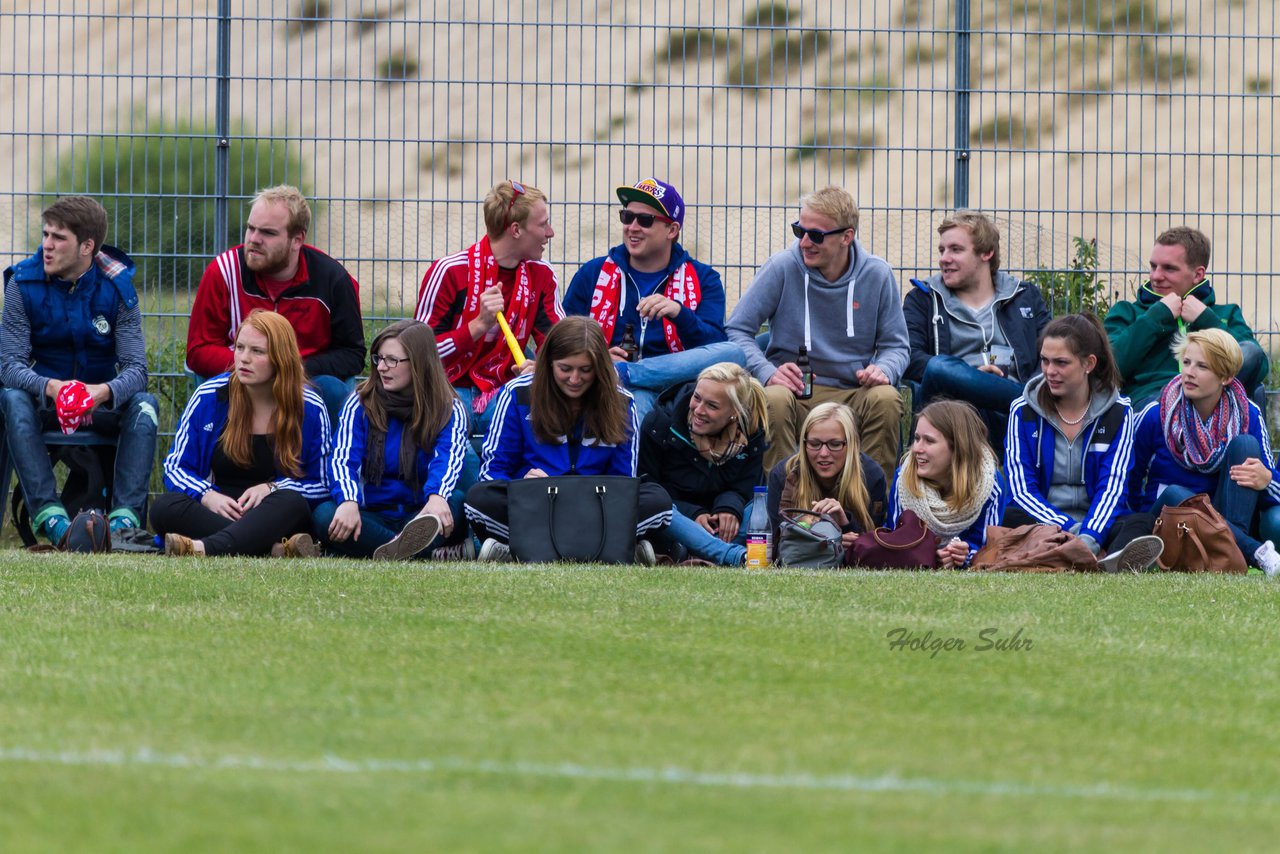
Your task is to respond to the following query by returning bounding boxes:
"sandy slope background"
[0,0,1276,333]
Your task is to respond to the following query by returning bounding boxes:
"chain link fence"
[1,0,1277,447]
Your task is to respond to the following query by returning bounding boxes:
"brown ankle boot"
[271,533,320,558]
[164,533,197,556]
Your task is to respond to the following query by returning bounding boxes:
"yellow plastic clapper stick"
[495,311,526,365]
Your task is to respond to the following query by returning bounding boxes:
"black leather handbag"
[508,475,639,563]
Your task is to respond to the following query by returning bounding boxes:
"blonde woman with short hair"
[1130,328,1280,575]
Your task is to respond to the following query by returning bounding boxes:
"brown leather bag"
[1153,493,1246,574]
[970,523,1100,573]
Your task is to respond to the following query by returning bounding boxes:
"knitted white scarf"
[896,446,997,537]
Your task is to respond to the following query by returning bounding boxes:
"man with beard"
[186,185,365,419]
[0,196,158,545]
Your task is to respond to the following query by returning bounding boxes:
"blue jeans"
[309,375,356,426]
[312,489,466,558]
[667,506,746,565]
[616,341,746,423]
[918,354,1023,443]
[0,387,158,528]
[1150,434,1266,557]
[452,386,499,493]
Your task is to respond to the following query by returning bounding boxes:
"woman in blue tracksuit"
[152,310,330,557]
[1129,328,1280,575]
[314,320,470,561]
[888,400,1006,568]
[464,316,671,562]
[1004,313,1164,572]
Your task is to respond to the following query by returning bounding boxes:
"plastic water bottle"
[745,485,772,569]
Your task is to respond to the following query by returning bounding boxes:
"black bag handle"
[546,482,610,560]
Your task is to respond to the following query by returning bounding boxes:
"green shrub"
[1126,39,1197,84]
[286,0,330,36]
[656,29,735,63]
[376,50,419,81]
[971,114,1053,147]
[790,127,879,168]
[1024,236,1116,317]
[728,31,831,87]
[38,120,308,294]
[743,2,793,28]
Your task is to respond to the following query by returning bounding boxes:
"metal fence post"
[953,0,971,210]
[213,0,232,253]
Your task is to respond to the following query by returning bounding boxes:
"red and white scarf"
[589,258,701,352]
[454,236,534,413]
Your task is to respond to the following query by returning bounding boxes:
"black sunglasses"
[791,221,852,244]
[619,209,673,228]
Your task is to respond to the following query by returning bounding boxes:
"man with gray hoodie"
[727,187,910,476]
[903,211,1050,444]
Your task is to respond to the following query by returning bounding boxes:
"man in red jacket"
[186,185,365,419]
[414,180,564,434]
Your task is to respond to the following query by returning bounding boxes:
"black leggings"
[149,489,313,556]
[463,479,671,544]
[1001,506,1156,553]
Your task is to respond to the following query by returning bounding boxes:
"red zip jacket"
[187,245,365,379]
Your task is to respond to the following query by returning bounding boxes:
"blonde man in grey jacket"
[727,187,909,476]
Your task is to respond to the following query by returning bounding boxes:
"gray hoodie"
[727,240,909,388]
[1020,373,1123,552]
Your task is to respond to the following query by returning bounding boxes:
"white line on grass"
[0,746,1269,806]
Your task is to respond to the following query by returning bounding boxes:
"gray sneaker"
[373,513,442,562]
[429,538,478,561]
[634,539,656,566]
[1101,535,1164,574]
[478,538,511,562]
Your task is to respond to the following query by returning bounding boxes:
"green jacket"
[1103,277,1256,405]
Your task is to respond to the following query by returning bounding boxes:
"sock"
[108,515,136,533]
[44,515,71,544]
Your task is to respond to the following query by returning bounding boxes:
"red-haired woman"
[152,310,331,556]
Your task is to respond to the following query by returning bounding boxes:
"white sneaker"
[1254,541,1280,578]
[1100,535,1165,574]
[478,538,511,562]
[372,513,442,561]
[634,539,656,566]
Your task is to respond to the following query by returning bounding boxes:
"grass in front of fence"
[2,556,1279,851]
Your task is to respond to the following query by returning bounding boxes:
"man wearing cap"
[415,180,563,434]
[726,186,910,477]
[0,195,158,545]
[563,178,742,419]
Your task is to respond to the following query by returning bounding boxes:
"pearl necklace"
[1057,397,1091,426]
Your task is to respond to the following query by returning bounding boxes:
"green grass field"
[2,554,1278,852]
